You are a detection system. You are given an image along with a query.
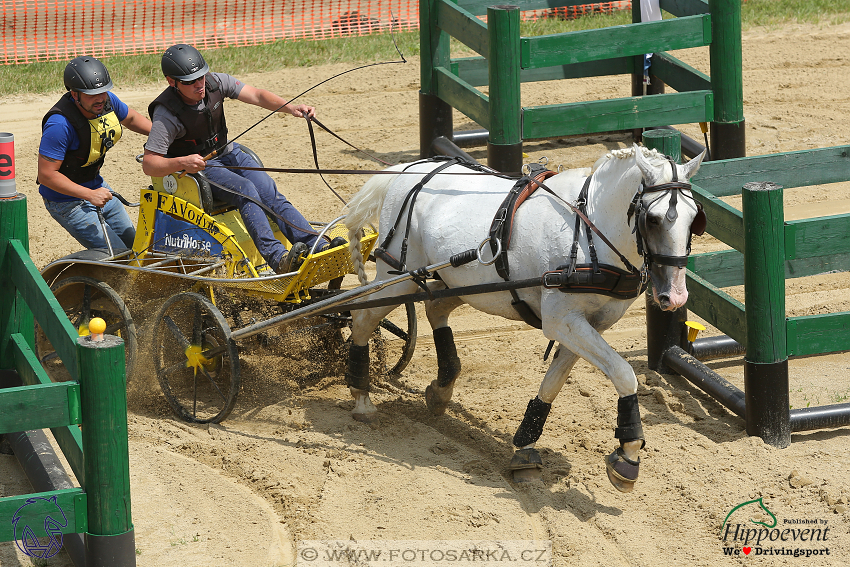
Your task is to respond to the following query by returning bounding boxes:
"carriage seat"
[184,145,266,217]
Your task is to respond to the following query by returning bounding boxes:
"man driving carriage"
[141,43,344,274]
[38,56,152,251]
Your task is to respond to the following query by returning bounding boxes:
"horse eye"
[647,216,661,226]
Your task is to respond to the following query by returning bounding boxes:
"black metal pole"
[8,429,87,567]
[790,403,850,432]
[662,346,746,418]
[431,136,479,164]
[452,129,489,148]
[689,334,745,361]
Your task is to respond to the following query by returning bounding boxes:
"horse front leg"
[542,311,646,493]
[423,293,464,415]
[510,346,579,482]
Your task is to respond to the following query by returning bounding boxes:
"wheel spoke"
[378,318,409,342]
[81,285,92,323]
[104,320,126,335]
[192,304,203,346]
[163,315,191,350]
[197,364,228,403]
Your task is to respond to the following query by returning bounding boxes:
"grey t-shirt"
[144,72,245,156]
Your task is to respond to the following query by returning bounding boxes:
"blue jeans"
[43,183,135,251]
[203,144,319,268]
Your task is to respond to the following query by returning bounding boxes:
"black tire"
[34,276,137,383]
[152,292,240,424]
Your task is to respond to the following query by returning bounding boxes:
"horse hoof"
[510,447,542,468]
[425,382,451,416]
[605,447,640,493]
[510,448,543,483]
[352,411,378,424]
[512,467,543,483]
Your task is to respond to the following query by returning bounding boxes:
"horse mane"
[591,145,664,174]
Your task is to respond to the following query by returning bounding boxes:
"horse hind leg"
[424,294,464,416]
[346,306,390,423]
[424,326,462,415]
[346,342,377,422]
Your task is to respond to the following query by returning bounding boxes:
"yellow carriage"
[36,152,417,424]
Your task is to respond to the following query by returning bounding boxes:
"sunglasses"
[177,76,204,86]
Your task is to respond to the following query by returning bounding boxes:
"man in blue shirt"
[38,56,151,251]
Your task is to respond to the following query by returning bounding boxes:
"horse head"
[632,145,706,310]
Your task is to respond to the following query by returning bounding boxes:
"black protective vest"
[148,73,228,158]
[41,92,119,184]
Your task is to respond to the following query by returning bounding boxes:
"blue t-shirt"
[38,91,129,202]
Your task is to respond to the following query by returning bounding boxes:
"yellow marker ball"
[89,317,107,335]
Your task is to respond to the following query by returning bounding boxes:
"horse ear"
[681,149,707,180]
[633,144,658,184]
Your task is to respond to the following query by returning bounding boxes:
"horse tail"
[344,165,404,286]
[347,228,369,286]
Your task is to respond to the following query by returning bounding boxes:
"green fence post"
[643,132,689,372]
[419,0,454,158]
[742,181,789,447]
[708,0,746,159]
[487,4,522,173]
[642,129,682,163]
[1,193,33,369]
[78,334,136,565]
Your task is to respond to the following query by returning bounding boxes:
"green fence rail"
[687,143,850,358]
[420,0,745,172]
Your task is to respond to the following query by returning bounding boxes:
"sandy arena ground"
[2,20,850,567]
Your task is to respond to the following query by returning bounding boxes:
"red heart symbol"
[743,547,752,555]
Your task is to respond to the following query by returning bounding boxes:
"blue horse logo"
[11,496,67,559]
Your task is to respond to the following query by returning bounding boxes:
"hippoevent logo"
[11,496,67,559]
[720,497,831,558]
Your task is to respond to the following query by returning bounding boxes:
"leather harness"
[488,165,646,329]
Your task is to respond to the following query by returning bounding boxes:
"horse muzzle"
[649,264,689,310]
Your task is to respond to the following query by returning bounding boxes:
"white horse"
[343,145,705,492]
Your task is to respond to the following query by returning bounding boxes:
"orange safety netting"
[1,0,630,65]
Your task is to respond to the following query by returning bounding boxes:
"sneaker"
[275,242,309,274]
[318,236,348,253]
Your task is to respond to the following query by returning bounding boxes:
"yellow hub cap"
[185,344,213,375]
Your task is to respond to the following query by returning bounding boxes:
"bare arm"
[236,84,316,119]
[141,148,206,177]
[38,154,113,207]
[121,108,152,136]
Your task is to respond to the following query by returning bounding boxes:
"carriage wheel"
[35,276,138,383]
[375,302,418,376]
[152,292,240,424]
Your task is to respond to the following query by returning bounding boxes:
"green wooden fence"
[420,0,745,171]
[0,194,136,566]
[687,144,850,358]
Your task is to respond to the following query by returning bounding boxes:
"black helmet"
[64,56,113,95]
[161,44,209,81]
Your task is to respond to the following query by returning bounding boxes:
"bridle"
[627,157,706,271]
